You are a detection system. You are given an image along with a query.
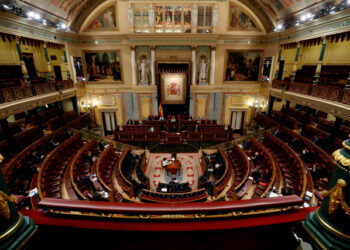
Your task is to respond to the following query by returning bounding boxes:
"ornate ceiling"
[261,0,327,21]
[0,0,341,32]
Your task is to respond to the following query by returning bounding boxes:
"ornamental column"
[63,46,71,80]
[130,47,137,85]
[43,42,54,82]
[274,48,282,80]
[15,37,30,84]
[210,47,216,85]
[313,37,327,85]
[304,137,350,249]
[151,46,156,85]
[291,42,300,82]
[0,166,37,248]
[192,47,196,85]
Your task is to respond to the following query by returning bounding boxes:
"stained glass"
[174,6,182,26]
[165,6,172,26]
[184,6,191,25]
[155,6,163,26]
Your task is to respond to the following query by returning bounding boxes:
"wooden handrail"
[232,142,251,191]
[37,194,303,214]
[69,138,97,200]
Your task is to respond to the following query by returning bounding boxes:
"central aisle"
[145,153,202,191]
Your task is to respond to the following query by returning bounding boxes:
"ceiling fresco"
[261,0,327,20]
[17,0,86,21]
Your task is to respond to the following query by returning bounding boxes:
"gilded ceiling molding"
[69,0,106,32]
[238,0,274,33]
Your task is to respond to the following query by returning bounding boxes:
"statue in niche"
[198,56,208,84]
[149,4,155,26]
[128,5,134,26]
[191,4,198,26]
[213,5,219,27]
[138,56,149,85]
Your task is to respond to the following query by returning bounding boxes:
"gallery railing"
[0,80,74,104]
[271,79,347,104]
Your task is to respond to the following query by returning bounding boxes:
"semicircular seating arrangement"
[37,133,84,199]
[4,127,70,195]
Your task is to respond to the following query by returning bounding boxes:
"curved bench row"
[4,127,69,195]
[69,138,99,200]
[263,132,307,198]
[225,142,250,199]
[247,137,277,198]
[37,133,84,199]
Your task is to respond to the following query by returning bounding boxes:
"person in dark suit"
[31,151,44,163]
[98,140,107,151]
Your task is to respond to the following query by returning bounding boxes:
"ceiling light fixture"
[2,4,10,9]
[60,23,67,29]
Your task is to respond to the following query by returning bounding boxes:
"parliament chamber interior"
[1,0,350,249]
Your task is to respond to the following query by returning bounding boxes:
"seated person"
[251,152,261,162]
[301,148,311,162]
[127,119,134,125]
[252,169,261,184]
[159,116,165,121]
[149,126,155,132]
[194,123,200,132]
[31,151,44,163]
[188,116,193,121]
[67,130,73,138]
[273,128,281,137]
[98,140,107,151]
[162,158,169,167]
[170,116,176,123]
[49,139,59,148]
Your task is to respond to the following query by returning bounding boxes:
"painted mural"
[229,5,258,31]
[85,52,121,81]
[88,6,116,30]
[225,52,261,82]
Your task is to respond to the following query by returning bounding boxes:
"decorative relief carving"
[322,179,350,217]
[0,191,15,219]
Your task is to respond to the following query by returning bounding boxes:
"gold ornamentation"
[0,191,15,219]
[321,179,350,217]
[332,149,350,168]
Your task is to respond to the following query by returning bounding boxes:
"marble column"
[63,47,71,80]
[43,42,54,82]
[210,47,216,85]
[274,48,282,80]
[15,37,30,84]
[313,37,327,85]
[291,42,300,82]
[151,47,155,85]
[131,47,137,85]
[192,47,196,85]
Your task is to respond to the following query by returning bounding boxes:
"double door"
[102,111,117,136]
[230,110,245,133]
